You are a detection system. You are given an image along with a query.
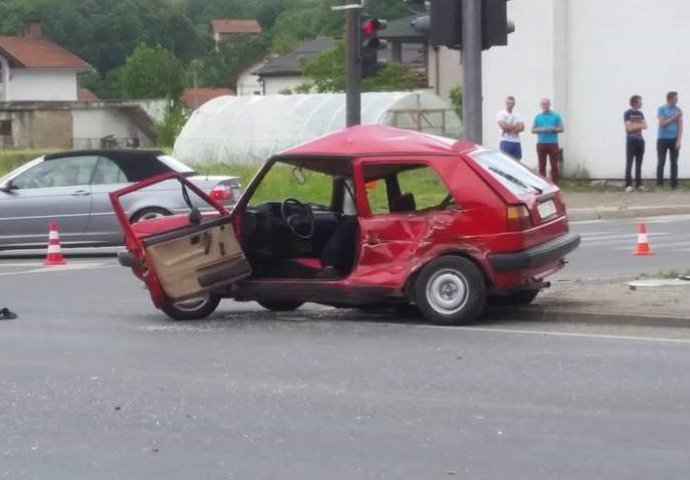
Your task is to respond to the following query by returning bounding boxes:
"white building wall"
[483,0,690,179]
[9,69,79,101]
[72,108,152,149]
[237,62,265,96]
[262,76,307,95]
[428,47,463,102]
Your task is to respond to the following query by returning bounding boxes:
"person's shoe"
[624,186,634,193]
[316,266,340,279]
[637,185,646,192]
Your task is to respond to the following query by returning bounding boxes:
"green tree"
[118,43,186,99]
[155,101,189,147]
[299,41,417,93]
[196,34,269,89]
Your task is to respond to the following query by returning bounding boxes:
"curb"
[567,205,690,221]
[485,306,690,329]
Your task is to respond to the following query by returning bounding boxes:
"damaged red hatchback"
[112,125,580,324]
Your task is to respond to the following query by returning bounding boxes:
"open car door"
[110,173,251,306]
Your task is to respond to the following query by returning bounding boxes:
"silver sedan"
[0,150,242,249]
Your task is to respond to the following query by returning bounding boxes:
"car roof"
[44,149,166,162]
[278,125,476,160]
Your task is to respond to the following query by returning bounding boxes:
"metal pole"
[345,2,361,126]
[462,0,482,143]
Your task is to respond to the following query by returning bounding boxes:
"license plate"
[538,200,557,219]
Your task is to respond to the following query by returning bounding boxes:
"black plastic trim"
[488,233,581,271]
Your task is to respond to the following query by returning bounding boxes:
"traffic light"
[410,0,514,50]
[482,0,515,50]
[360,16,387,78]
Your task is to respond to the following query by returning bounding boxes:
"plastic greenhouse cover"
[173,92,461,165]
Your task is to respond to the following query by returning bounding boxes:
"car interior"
[239,159,456,281]
[241,158,359,280]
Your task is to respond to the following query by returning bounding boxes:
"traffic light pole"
[462,0,483,143]
[344,3,362,126]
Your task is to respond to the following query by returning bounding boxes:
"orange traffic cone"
[44,221,67,266]
[633,220,654,256]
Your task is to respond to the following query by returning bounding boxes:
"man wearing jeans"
[496,96,525,160]
[657,91,683,189]
[532,98,564,184]
[624,95,647,192]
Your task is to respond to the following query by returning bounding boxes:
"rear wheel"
[258,301,304,312]
[130,207,172,223]
[161,293,221,321]
[415,256,486,325]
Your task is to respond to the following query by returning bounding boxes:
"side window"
[92,157,127,185]
[13,156,99,189]
[363,163,453,215]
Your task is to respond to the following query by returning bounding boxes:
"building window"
[0,120,11,136]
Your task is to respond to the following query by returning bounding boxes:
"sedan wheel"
[130,207,172,223]
[160,293,221,321]
[415,256,486,325]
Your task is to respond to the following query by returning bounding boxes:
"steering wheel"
[281,198,315,240]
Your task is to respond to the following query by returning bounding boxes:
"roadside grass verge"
[0,150,53,177]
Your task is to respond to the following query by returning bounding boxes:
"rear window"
[471,150,552,196]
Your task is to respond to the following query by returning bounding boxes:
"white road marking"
[0,262,45,268]
[417,324,690,346]
[0,263,115,277]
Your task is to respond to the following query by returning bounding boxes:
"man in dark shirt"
[624,95,647,192]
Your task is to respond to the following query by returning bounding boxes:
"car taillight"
[506,205,532,231]
[210,184,233,202]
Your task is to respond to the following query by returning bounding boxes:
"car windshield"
[157,155,196,175]
[470,150,552,196]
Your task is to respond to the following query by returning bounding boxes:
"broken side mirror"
[189,206,202,225]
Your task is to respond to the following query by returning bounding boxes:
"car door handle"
[71,190,91,197]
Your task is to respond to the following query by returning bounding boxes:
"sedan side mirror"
[0,180,17,193]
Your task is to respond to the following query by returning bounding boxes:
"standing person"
[657,91,683,189]
[531,98,564,184]
[496,96,525,160]
[624,95,647,192]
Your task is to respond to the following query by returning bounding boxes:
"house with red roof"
[210,19,262,48]
[181,88,234,110]
[0,23,91,102]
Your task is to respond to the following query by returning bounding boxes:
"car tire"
[415,256,486,325]
[257,301,304,312]
[130,207,172,223]
[490,289,540,305]
[160,293,221,321]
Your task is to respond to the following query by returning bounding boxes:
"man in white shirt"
[496,96,525,160]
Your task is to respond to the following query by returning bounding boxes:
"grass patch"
[0,150,55,177]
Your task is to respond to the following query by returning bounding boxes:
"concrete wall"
[483,0,690,179]
[9,69,79,101]
[0,109,72,149]
[72,107,153,149]
[428,46,463,102]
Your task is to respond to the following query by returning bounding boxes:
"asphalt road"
[2,261,690,479]
[558,214,690,280]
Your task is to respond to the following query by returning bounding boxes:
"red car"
[112,125,580,324]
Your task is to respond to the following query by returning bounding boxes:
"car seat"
[391,192,416,213]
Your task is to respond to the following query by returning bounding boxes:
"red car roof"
[280,125,476,159]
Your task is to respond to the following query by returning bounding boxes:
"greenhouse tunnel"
[173,92,462,165]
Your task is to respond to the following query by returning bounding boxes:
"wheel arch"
[403,250,492,300]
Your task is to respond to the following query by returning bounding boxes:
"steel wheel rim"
[426,269,469,315]
[173,295,210,312]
